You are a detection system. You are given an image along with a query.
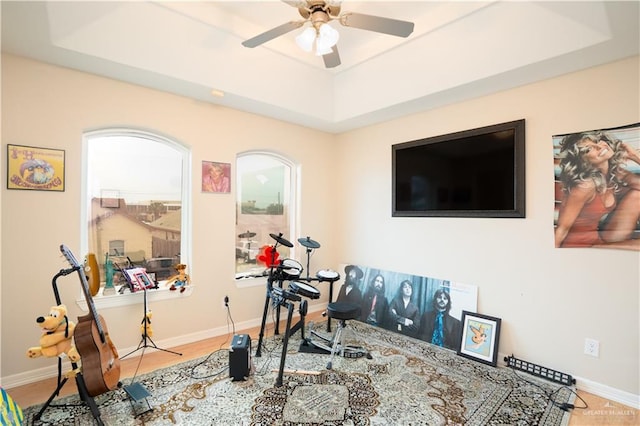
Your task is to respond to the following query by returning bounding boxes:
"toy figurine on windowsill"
[165,263,190,293]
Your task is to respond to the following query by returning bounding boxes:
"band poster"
[6,144,65,191]
[336,264,478,351]
[553,123,640,251]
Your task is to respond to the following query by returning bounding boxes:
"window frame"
[235,150,300,285]
[79,128,192,309]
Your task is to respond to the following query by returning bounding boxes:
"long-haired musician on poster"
[387,280,420,338]
[555,129,640,249]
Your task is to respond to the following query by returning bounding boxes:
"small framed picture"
[134,271,155,290]
[457,311,501,367]
[6,144,65,191]
[202,161,231,193]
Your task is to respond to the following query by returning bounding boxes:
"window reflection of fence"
[152,237,181,259]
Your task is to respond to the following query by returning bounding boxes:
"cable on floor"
[507,365,588,411]
[188,303,236,380]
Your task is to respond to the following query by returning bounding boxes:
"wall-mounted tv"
[392,119,525,218]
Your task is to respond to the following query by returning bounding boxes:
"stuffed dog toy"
[141,310,153,338]
[26,304,80,362]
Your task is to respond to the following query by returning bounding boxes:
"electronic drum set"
[253,232,366,386]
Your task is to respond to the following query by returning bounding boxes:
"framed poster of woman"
[553,123,640,251]
[202,161,231,193]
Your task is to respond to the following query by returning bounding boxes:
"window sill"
[235,274,268,289]
[75,283,195,312]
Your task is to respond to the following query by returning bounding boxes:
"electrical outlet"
[584,338,599,357]
[223,295,229,308]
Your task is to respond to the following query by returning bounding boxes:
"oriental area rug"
[22,321,573,425]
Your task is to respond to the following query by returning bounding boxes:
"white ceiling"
[2,1,639,133]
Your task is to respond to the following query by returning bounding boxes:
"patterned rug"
[21,321,573,425]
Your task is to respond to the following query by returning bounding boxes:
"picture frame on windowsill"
[123,267,156,293]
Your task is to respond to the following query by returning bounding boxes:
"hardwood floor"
[568,391,639,425]
[6,311,637,425]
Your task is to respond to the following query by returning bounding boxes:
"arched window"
[235,152,298,279]
[81,129,191,306]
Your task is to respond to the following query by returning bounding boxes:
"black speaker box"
[229,334,251,381]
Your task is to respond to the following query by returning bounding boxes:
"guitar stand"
[120,287,182,360]
[35,267,104,425]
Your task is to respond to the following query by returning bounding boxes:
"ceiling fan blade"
[242,21,304,48]
[322,45,341,68]
[281,0,308,8]
[340,12,414,37]
[282,0,342,9]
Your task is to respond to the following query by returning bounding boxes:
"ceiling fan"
[241,0,415,69]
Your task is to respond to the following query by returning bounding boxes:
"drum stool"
[325,302,362,370]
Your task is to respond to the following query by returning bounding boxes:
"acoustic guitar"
[60,244,121,397]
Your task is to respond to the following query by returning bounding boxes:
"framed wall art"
[336,264,478,352]
[202,161,231,193]
[457,311,501,367]
[6,144,65,191]
[553,122,639,251]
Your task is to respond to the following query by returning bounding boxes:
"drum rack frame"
[253,233,342,386]
[255,276,301,387]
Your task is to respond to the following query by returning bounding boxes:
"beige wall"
[1,54,339,385]
[1,53,638,404]
[333,56,639,400]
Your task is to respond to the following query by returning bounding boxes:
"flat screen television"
[392,119,525,218]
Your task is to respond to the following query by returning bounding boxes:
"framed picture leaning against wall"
[457,311,501,367]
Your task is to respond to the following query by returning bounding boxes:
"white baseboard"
[1,304,327,389]
[573,375,640,410]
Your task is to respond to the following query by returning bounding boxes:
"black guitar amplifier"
[229,334,251,381]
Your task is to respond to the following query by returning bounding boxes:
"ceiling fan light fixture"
[315,43,333,56]
[295,26,316,52]
[316,22,339,50]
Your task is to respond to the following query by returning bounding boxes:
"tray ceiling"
[2,1,638,133]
